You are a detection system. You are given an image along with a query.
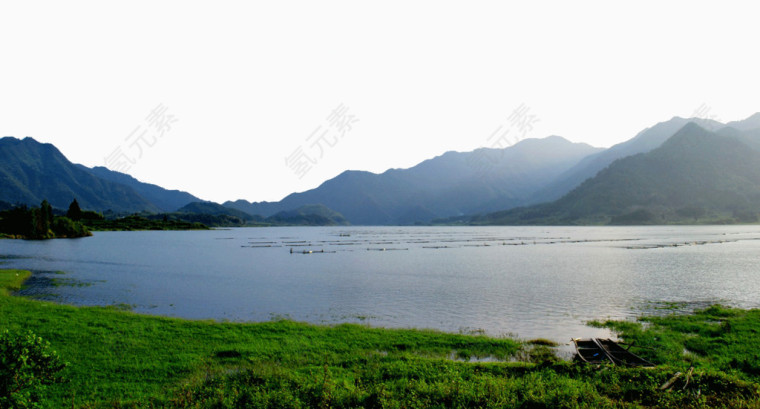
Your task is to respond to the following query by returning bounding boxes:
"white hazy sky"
[2,1,759,203]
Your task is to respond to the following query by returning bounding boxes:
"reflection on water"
[4,225,760,343]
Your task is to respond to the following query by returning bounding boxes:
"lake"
[3,225,760,344]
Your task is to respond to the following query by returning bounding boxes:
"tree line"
[0,199,92,239]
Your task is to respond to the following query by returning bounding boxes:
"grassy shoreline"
[2,269,760,408]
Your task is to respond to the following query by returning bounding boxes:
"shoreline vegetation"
[0,200,91,240]
[1,269,759,408]
[85,215,209,232]
[4,198,760,236]
[0,200,356,239]
[0,199,211,238]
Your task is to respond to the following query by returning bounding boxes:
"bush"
[0,330,67,408]
[51,216,91,238]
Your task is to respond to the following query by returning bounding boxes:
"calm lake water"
[3,226,760,343]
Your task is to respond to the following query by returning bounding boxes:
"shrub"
[51,216,91,238]
[0,330,67,408]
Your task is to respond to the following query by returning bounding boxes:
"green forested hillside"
[266,204,349,226]
[0,137,202,213]
[0,137,158,212]
[84,166,199,212]
[177,201,259,221]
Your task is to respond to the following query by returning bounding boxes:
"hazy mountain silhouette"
[225,136,602,225]
[725,112,760,131]
[475,123,760,225]
[528,117,725,204]
[6,112,760,225]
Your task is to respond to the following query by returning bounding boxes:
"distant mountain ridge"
[225,136,603,225]
[528,117,726,204]
[725,112,760,131]
[474,122,760,225]
[0,137,200,213]
[5,112,760,226]
[84,166,201,212]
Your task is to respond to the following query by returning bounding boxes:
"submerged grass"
[593,304,760,383]
[0,269,30,295]
[2,269,760,408]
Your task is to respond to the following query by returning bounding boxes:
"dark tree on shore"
[67,199,83,221]
[31,200,54,239]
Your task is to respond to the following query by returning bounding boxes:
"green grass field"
[1,269,759,408]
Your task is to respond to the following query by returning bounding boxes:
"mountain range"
[3,112,760,225]
[0,137,200,213]
[83,165,200,213]
[474,121,760,225]
[224,136,602,224]
[526,117,727,204]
